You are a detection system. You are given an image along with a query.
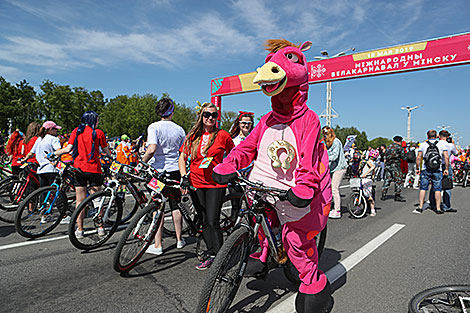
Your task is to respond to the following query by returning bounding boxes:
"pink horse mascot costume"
[213,39,333,312]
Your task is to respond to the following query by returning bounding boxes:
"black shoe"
[243,258,268,280]
[443,208,457,213]
[394,194,406,202]
[295,281,333,313]
[412,208,423,214]
[380,192,387,201]
[435,209,445,215]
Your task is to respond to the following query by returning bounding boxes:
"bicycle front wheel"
[347,193,367,218]
[0,178,30,223]
[113,203,162,273]
[68,190,122,250]
[196,227,251,313]
[15,186,67,238]
[408,285,470,313]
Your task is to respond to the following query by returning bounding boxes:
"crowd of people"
[323,129,467,219]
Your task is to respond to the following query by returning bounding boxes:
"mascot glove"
[213,163,238,185]
[286,186,313,208]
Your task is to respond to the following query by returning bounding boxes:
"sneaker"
[443,208,457,213]
[60,216,71,225]
[176,238,186,249]
[328,210,341,219]
[413,208,424,214]
[40,215,53,224]
[370,209,376,217]
[435,209,444,215]
[196,256,214,270]
[146,246,163,255]
[75,229,84,239]
[97,227,106,236]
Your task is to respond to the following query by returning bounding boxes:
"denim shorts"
[420,169,442,191]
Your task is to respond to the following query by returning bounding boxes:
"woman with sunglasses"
[179,102,235,270]
[229,111,255,146]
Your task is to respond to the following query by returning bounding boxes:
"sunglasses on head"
[240,121,253,126]
[202,111,219,119]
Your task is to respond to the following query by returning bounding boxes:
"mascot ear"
[300,41,312,52]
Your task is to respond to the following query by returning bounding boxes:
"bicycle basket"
[350,178,361,188]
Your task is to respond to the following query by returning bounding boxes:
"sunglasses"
[202,111,219,119]
[240,121,253,126]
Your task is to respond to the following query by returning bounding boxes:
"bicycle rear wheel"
[408,285,470,313]
[347,193,367,218]
[196,227,251,313]
[68,190,122,250]
[15,186,67,238]
[113,203,162,273]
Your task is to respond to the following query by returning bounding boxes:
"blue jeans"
[429,166,452,210]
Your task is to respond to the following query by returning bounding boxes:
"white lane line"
[0,225,128,251]
[266,223,406,313]
[339,184,350,189]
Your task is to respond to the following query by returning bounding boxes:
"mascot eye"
[286,53,299,63]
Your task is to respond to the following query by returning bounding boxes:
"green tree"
[368,137,392,148]
[333,125,369,151]
[220,111,238,132]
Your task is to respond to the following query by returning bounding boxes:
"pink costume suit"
[214,39,332,296]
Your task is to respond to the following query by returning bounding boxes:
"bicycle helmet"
[369,149,379,159]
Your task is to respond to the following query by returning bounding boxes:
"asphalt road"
[1,182,469,313]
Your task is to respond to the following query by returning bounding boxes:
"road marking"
[0,224,128,251]
[340,184,350,189]
[266,223,406,313]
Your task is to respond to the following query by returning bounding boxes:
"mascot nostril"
[213,38,332,313]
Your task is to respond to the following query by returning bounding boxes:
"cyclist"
[23,122,41,165]
[6,130,24,176]
[322,126,348,219]
[23,122,62,188]
[116,135,131,165]
[360,149,378,216]
[229,111,255,146]
[141,98,186,255]
[228,111,255,219]
[52,111,112,238]
[179,102,234,270]
[60,133,73,164]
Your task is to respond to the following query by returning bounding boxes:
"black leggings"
[38,172,59,187]
[190,187,226,256]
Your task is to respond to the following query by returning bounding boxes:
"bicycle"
[195,175,327,313]
[0,162,40,223]
[14,160,79,239]
[347,177,375,219]
[68,161,150,250]
[409,285,470,313]
[112,163,188,272]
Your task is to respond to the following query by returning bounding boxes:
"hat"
[121,134,130,140]
[393,135,403,142]
[42,121,61,130]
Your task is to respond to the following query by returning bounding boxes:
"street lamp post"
[314,48,355,127]
[401,104,423,143]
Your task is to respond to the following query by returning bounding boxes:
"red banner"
[211,33,470,97]
[308,32,470,83]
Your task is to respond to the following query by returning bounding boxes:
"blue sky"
[0,0,469,147]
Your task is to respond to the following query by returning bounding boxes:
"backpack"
[405,149,416,163]
[424,141,441,170]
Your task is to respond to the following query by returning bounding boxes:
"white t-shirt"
[31,134,62,174]
[232,135,247,147]
[147,120,185,172]
[446,142,458,159]
[418,139,448,170]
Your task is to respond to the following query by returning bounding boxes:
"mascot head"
[253,39,312,119]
